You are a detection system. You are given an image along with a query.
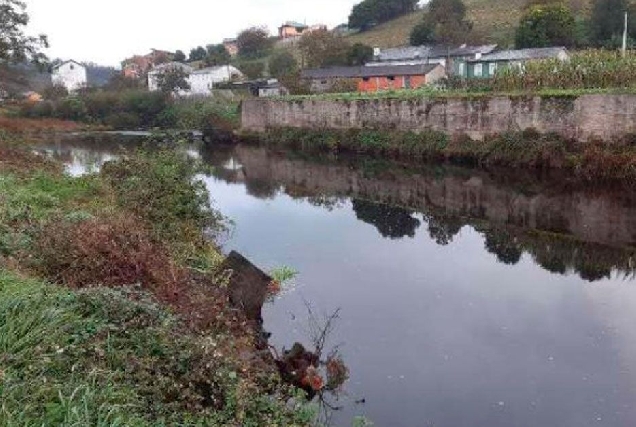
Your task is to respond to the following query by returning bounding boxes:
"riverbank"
[0,140,315,425]
[240,126,636,184]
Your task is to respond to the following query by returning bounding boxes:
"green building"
[457,47,569,79]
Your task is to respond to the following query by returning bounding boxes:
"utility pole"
[623,11,628,57]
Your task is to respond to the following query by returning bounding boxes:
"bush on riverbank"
[18,90,241,131]
[0,141,315,425]
[241,127,636,183]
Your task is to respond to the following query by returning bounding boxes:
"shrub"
[100,147,227,262]
[34,214,185,294]
[55,97,88,121]
[104,111,141,130]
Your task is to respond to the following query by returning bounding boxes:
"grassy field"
[346,0,593,49]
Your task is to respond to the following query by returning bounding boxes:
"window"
[362,77,370,82]
[387,76,395,81]
[458,63,466,77]
[70,64,74,70]
[320,80,328,84]
[489,62,497,76]
[474,63,483,77]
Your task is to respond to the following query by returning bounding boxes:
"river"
[34,137,636,427]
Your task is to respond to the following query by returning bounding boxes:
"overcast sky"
[25,0,362,67]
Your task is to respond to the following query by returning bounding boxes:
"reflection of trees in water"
[483,229,523,265]
[245,178,279,199]
[202,145,636,283]
[424,213,463,246]
[352,199,421,240]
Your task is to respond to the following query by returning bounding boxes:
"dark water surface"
[35,139,636,427]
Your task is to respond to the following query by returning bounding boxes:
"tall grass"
[494,50,636,92]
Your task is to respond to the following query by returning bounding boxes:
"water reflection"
[33,138,636,426]
[203,146,636,283]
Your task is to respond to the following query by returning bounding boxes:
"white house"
[148,62,243,96]
[52,60,87,92]
[188,65,243,95]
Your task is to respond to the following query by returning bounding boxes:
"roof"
[469,47,567,62]
[280,21,308,29]
[191,65,241,75]
[301,64,442,79]
[52,60,84,70]
[374,45,497,62]
[149,62,194,74]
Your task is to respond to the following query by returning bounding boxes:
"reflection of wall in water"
[207,146,636,282]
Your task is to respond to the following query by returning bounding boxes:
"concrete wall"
[242,94,636,142]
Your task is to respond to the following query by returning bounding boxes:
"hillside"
[346,0,592,49]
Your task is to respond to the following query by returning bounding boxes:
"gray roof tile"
[301,64,442,79]
[469,47,568,62]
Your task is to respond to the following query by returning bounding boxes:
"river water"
[35,137,636,427]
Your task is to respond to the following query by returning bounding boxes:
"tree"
[298,29,351,68]
[42,83,68,100]
[174,50,186,62]
[0,0,48,64]
[104,73,141,92]
[239,61,265,80]
[268,51,298,79]
[590,0,628,46]
[515,3,576,48]
[205,44,231,66]
[409,0,472,46]
[349,0,419,30]
[352,199,421,240]
[155,67,190,95]
[189,46,207,62]
[347,43,374,66]
[237,27,272,59]
[410,20,435,45]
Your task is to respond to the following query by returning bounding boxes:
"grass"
[0,141,316,425]
[241,127,636,184]
[0,271,314,426]
[275,86,636,102]
[345,0,593,48]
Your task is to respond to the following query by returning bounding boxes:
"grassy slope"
[0,142,314,426]
[346,0,592,49]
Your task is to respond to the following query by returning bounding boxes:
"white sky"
[25,0,362,67]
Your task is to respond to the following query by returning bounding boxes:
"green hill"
[346,0,592,49]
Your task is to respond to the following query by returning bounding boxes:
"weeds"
[0,141,316,425]
[243,127,636,184]
[0,271,314,426]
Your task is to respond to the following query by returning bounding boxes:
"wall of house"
[52,62,87,92]
[242,94,636,142]
[279,26,303,38]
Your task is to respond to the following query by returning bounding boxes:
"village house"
[123,49,173,79]
[301,64,446,93]
[464,47,570,79]
[52,60,87,92]
[368,44,498,77]
[278,21,308,39]
[148,62,244,96]
[257,80,288,97]
[278,21,327,39]
[188,65,244,95]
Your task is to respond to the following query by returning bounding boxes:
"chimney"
[373,47,381,58]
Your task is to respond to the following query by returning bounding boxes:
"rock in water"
[221,251,272,325]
